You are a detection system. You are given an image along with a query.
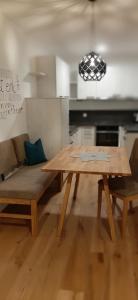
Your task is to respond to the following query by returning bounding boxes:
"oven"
[96,125,119,146]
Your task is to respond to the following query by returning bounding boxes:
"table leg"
[73,173,80,201]
[57,172,73,238]
[97,180,103,218]
[103,175,116,241]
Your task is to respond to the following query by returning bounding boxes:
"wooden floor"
[44,174,106,217]
[0,175,138,300]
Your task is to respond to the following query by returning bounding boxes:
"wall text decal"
[0,68,23,119]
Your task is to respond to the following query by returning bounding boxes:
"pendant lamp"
[79,0,106,81]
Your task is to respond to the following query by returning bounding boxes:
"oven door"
[96,126,119,146]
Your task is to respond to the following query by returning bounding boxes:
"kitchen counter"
[69,109,138,133]
[125,124,138,132]
[69,123,138,135]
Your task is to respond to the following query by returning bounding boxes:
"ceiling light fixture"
[79,0,106,81]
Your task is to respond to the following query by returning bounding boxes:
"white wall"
[0,13,31,142]
[78,62,138,99]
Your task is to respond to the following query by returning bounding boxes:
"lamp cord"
[91,0,98,97]
[92,0,96,51]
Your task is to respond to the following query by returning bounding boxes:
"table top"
[42,145,131,176]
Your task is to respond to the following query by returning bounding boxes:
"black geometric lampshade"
[79,51,106,81]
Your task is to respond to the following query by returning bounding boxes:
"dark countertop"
[125,124,138,132]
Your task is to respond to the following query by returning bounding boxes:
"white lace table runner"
[71,152,111,162]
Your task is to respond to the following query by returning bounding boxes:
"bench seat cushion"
[0,163,57,200]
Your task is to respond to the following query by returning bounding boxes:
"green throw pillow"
[24,139,47,166]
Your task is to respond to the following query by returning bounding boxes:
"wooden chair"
[97,139,138,237]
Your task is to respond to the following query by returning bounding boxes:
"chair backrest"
[129,138,138,179]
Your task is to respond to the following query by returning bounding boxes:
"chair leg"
[129,201,134,214]
[112,196,117,215]
[57,172,63,192]
[31,201,38,237]
[122,200,129,238]
[97,182,103,218]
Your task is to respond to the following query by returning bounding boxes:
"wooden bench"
[0,134,62,236]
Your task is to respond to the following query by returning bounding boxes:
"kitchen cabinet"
[81,126,96,146]
[60,98,70,146]
[30,56,70,98]
[70,126,96,146]
[26,98,69,159]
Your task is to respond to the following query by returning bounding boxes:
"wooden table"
[42,145,131,241]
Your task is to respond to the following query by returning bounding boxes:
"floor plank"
[0,175,138,299]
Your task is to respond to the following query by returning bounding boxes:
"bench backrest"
[12,133,29,165]
[0,133,29,177]
[0,139,18,176]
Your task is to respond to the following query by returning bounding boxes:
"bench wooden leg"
[31,201,38,237]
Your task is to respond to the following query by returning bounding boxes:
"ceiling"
[0,0,138,64]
